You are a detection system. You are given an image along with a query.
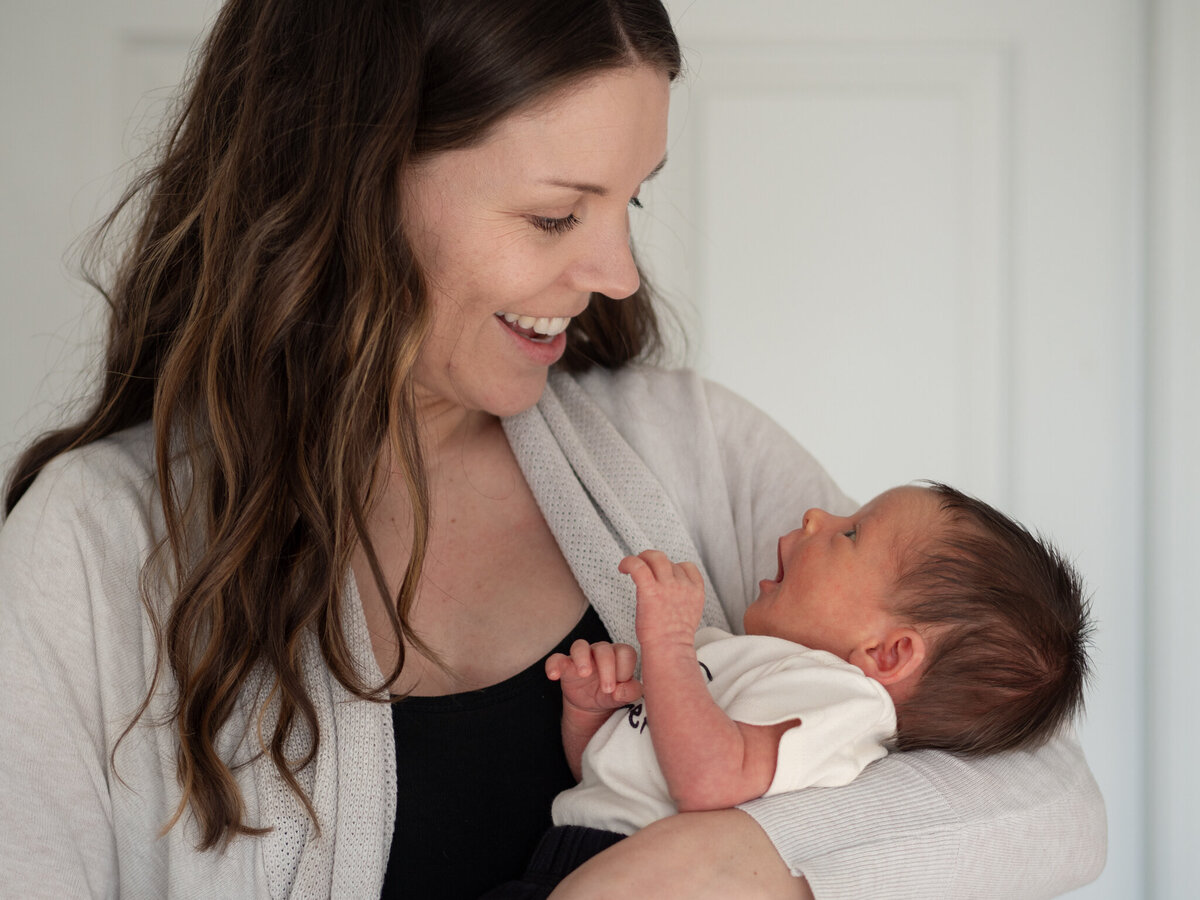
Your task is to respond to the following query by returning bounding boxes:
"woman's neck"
[357,395,586,696]
[413,393,500,462]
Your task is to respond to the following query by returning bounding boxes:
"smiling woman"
[402,66,670,418]
[0,0,1104,898]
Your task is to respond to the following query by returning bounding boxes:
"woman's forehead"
[425,66,670,183]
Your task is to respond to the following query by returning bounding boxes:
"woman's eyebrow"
[539,155,669,197]
[540,178,610,197]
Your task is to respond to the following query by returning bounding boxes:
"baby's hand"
[546,639,642,715]
[619,550,706,648]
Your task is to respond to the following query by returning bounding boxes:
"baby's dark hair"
[890,482,1093,755]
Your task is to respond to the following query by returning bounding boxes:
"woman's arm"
[742,731,1106,898]
[551,809,814,900]
[550,740,1105,900]
[0,450,130,895]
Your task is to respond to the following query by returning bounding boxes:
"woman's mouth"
[496,312,571,343]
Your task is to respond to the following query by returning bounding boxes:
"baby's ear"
[849,627,927,689]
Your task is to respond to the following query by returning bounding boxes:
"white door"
[644,2,1145,898]
[5,2,1196,898]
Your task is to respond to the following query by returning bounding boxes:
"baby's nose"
[801,508,830,531]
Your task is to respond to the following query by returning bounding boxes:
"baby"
[486,482,1092,898]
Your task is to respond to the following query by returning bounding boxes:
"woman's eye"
[530,213,581,235]
[629,197,644,210]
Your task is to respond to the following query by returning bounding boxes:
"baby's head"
[743,482,1092,755]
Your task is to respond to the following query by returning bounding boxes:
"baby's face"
[743,486,942,658]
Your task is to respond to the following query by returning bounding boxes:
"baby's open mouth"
[496,312,570,343]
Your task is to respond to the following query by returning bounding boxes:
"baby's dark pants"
[480,825,626,899]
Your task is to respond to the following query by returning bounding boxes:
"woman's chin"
[414,358,552,420]
[477,369,552,419]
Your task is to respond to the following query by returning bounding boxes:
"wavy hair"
[5,0,680,849]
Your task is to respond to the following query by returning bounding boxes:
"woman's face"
[403,65,671,419]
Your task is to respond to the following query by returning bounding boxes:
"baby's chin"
[741,602,765,635]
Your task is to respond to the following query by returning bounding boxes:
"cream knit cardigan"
[0,367,1105,898]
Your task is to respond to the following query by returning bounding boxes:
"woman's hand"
[548,809,814,900]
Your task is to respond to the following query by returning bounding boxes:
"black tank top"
[380,605,611,899]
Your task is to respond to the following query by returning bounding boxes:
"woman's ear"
[848,627,927,689]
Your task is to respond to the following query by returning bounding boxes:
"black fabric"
[479,825,626,900]
[381,605,611,899]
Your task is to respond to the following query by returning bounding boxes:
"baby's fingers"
[635,550,675,581]
[545,652,570,681]
[612,643,643,704]
[619,550,674,592]
[591,642,642,703]
[546,639,594,681]
[679,560,704,587]
[613,642,639,684]
[612,677,644,705]
[588,642,623,694]
[567,638,597,679]
[618,554,650,584]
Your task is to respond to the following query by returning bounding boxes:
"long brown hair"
[5,0,681,849]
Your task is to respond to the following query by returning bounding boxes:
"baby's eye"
[842,528,857,541]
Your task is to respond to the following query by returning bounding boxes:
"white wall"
[0,0,221,473]
[1144,2,1200,897]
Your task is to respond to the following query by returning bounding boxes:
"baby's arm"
[546,639,642,780]
[621,551,797,812]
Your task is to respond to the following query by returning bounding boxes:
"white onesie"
[552,627,897,835]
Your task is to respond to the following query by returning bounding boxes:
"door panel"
[642,3,1143,897]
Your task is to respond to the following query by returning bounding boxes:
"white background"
[2,2,1197,897]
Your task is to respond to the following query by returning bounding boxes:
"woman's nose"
[571,219,640,300]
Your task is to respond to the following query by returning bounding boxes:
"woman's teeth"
[497,312,570,341]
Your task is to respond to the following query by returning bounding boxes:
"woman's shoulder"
[558,363,850,513]
[2,421,160,551]
[0,423,164,674]
[567,361,701,401]
[11,420,156,504]
[562,364,802,455]
[564,363,768,424]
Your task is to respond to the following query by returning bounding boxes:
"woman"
[0,1,1104,897]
